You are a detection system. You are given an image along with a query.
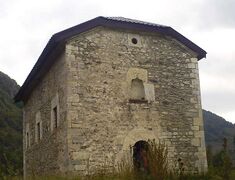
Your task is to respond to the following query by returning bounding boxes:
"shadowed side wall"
[65,27,207,174]
[23,53,69,176]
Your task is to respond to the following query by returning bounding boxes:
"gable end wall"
[65,27,207,174]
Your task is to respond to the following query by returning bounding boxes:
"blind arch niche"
[131,78,145,100]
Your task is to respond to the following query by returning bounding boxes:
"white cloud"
[197,0,235,29]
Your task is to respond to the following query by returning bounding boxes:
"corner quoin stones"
[16,17,208,176]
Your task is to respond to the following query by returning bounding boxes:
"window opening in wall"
[26,131,29,148]
[132,38,138,44]
[130,78,147,103]
[53,106,58,128]
[35,112,42,143]
[36,122,40,142]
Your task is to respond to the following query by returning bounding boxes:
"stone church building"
[15,17,208,176]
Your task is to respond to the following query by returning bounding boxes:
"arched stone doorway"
[133,140,149,173]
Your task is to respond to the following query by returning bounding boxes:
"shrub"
[206,137,233,179]
[146,139,168,179]
[212,150,232,179]
[115,139,169,180]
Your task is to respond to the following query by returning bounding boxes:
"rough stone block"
[194,131,203,138]
[190,58,198,63]
[126,68,148,85]
[72,151,90,160]
[191,138,201,147]
[144,83,155,102]
[192,125,200,131]
[74,165,86,171]
[193,117,203,126]
[66,44,78,52]
[188,63,196,69]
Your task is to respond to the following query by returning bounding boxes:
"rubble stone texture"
[23,26,207,176]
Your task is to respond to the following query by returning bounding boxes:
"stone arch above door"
[122,128,157,151]
[114,128,157,166]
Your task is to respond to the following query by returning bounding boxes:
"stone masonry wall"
[65,27,207,174]
[23,53,69,176]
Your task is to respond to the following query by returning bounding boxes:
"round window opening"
[131,38,138,44]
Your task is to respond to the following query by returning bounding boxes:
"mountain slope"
[203,110,235,164]
[0,72,19,98]
[0,71,22,176]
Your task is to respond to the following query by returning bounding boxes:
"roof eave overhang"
[48,16,207,60]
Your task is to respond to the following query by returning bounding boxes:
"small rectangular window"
[35,111,42,143]
[53,106,58,128]
[26,132,29,148]
[51,94,59,131]
[36,122,40,142]
[26,123,30,149]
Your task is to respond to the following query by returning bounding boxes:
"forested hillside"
[0,71,22,176]
[203,110,235,164]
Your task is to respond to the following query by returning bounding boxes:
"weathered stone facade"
[21,18,207,177]
[23,53,69,175]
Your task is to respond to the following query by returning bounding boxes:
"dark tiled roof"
[104,17,168,28]
[15,16,207,102]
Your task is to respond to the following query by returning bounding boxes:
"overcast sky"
[0,0,235,123]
